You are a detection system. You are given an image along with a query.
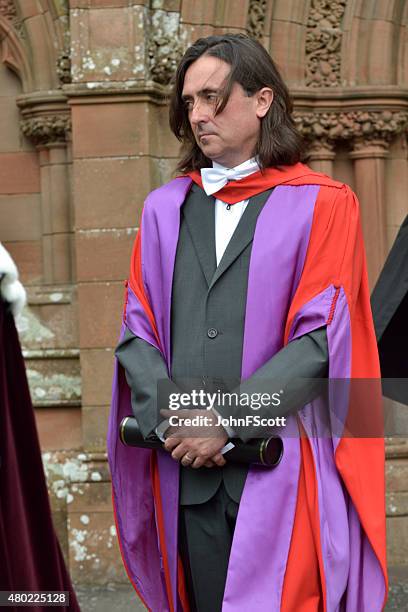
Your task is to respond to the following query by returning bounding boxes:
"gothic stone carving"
[20,115,71,146]
[294,110,408,150]
[57,50,71,85]
[0,0,23,36]
[148,33,183,85]
[306,0,347,87]
[247,0,267,41]
[147,9,184,86]
[0,0,16,21]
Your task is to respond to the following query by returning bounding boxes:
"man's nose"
[189,100,209,125]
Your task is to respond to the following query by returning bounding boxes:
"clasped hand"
[160,408,228,469]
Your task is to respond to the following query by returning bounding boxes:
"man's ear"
[255,87,273,118]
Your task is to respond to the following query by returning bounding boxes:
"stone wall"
[0,0,407,584]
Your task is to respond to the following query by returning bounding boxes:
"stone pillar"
[37,142,72,284]
[65,0,183,454]
[15,96,80,457]
[67,86,180,453]
[69,91,148,452]
[350,138,388,288]
[307,140,336,176]
[17,97,73,285]
[386,441,408,566]
[385,133,408,249]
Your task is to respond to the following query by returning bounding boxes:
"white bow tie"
[201,159,260,197]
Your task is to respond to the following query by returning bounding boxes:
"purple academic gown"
[107,177,386,611]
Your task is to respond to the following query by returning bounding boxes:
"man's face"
[181,55,267,168]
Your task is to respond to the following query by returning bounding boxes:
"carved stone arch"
[397,0,408,85]
[246,0,269,42]
[266,0,311,86]
[365,0,405,86]
[12,0,66,91]
[344,0,406,86]
[339,0,358,86]
[42,0,70,57]
[0,15,32,91]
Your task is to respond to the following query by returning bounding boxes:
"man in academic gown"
[108,34,387,611]
[372,215,408,405]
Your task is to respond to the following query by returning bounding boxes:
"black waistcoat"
[171,183,272,504]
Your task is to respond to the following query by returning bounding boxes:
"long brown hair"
[169,34,303,172]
